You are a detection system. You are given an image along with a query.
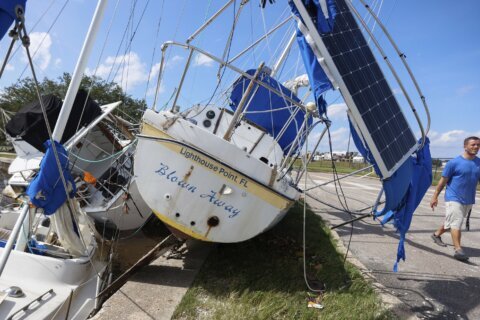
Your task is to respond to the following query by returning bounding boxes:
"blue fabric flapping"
[289,0,337,115]
[230,69,310,155]
[349,117,432,270]
[27,140,76,215]
[0,0,26,41]
[349,116,412,213]
[348,118,381,176]
[378,139,432,271]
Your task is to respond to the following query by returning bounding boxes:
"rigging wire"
[302,105,323,292]
[105,0,139,84]
[187,0,238,119]
[122,0,136,94]
[17,0,70,80]
[143,0,166,103]
[4,0,57,66]
[70,0,122,185]
[111,0,152,88]
[184,0,214,109]
[18,20,105,281]
[325,124,355,264]
[152,0,188,110]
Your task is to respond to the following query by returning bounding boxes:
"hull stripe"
[139,123,296,209]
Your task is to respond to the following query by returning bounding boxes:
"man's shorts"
[444,201,473,230]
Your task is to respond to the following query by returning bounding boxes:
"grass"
[298,160,454,187]
[296,160,374,176]
[172,202,394,320]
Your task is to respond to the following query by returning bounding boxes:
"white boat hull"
[135,122,298,243]
[0,248,106,319]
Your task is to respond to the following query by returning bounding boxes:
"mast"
[270,31,296,78]
[52,0,108,142]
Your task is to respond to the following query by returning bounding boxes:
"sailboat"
[134,0,431,251]
[0,1,153,318]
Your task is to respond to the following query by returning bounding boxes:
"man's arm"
[430,176,449,210]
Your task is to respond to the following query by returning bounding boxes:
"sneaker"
[453,249,469,262]
[431,234,447,247]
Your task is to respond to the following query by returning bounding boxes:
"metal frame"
[291,0,417,179]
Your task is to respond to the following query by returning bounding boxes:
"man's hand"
[430,197,438,211]
[430,177,448,212]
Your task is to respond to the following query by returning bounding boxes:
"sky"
[0,0,479,158]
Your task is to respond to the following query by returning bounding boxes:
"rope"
[69,140,136,163]
[301,108,323,292]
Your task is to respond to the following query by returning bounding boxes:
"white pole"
[271,31,296,78]
[52,0,108,142]
[0,204,29,277]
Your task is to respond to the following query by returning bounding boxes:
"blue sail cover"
[349,118,434,270]
[230,69,311,155]
[287,1,432,270]
[0,0,26,41]
[26,140,76,215]
[378,139,432,271]
[349,116,412,213]
[289,0,337,115]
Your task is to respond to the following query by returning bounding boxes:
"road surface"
[304,171,480,320]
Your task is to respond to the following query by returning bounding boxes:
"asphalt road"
[304,171,480,320]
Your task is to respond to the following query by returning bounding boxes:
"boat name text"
[155,163,241,218]
[180,147,248,188]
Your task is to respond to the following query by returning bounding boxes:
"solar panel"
[317,0,417,177]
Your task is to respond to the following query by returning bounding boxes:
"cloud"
[22,32,52,70]
[308,127,480,158]
[5,63,14,71]
[430,130,467,146]
[148,54,185,82]
[86,52,148,89]
[149,62,161,81]
[167,55,183,68]
[392,87,403,96]
[54,58,62,68]
[146,83,164,97]
[456,85,475,97]
[329,127,350,145]
[429,129,480,157]
[327,103,347,120]
[193,53,214,67]
[308,126,352,152]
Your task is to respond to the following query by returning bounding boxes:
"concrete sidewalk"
[92,240,212,320]
[305,172,480,320]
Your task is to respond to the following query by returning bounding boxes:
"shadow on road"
[371,272,480,319]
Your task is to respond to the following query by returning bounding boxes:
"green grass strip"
[173,202,394,320]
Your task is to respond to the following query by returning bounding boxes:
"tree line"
[0,73,146,147]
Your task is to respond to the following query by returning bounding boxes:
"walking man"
[430,136,480,261]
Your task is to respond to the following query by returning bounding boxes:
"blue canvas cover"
[26,140,76,215]
[349,117,412,211]
[377,139,432,271]
[0,0,26,41]
[289,0,337,115]
[349,118,433,271]
[230,69,311,155]
[348,118,381,176]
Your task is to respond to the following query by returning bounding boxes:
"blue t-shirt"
[442,156,480,205]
